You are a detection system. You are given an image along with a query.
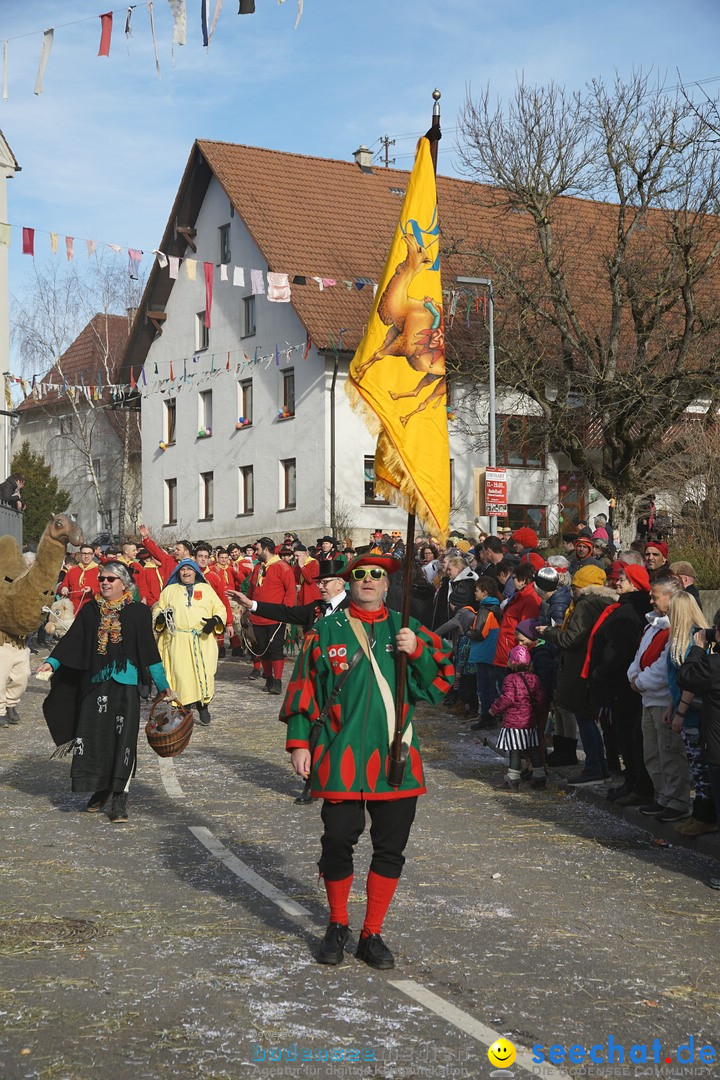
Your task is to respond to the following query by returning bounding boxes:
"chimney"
[352,145,373,174]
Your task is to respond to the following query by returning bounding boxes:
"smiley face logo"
[488,1039,516,1069]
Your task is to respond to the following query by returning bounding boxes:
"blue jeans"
[575,713,608,776]
[476,663,500,714]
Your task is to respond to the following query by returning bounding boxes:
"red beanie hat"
[622,563,651,592]
[644,541,668,559]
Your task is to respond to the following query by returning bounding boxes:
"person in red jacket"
[248,536,296,694]
[137,525,193,585]
[135,547,165,607]
[494,564,542,673]
[295,546,322,605]
[60,545,101,613]
[194,543,234,653]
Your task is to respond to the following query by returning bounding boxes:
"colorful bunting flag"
[98,12,113,57]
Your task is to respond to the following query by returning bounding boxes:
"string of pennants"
[0,221,380,306]
[2,335,315,408]
[2,1,304,99]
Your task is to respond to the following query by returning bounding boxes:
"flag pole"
[388,89,442,788]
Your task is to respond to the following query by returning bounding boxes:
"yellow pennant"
[347,136,449,539]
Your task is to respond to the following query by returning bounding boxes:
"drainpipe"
[329,351,339,536]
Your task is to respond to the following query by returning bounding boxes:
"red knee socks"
[324,875,353,925]
[272,659,284,681]
[261,660,272,679]
[361,870,399,937]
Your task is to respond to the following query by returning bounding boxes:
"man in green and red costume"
[280,553,453,970]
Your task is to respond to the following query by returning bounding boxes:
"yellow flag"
[347,136,449,539]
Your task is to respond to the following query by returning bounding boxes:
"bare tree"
[452,71,720,541]
[12,255,144,536]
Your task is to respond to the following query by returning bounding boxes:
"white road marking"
[157,756,186,798]
[188,827,572,1075]
[389,980,573,1080]
[189,825,314,920]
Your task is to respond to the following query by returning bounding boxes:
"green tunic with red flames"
[280,604,453,801]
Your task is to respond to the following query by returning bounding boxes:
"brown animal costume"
[0,514,83,722]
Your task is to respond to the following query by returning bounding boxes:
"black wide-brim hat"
[340,554,403,580]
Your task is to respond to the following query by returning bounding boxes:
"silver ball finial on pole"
[432,88,441,115]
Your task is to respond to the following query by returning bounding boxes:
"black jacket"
[676,644,720,767]
[585,589,652,717]
[542,586,617,716]
[252,593,349,632]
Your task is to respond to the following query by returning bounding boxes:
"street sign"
[485,467,507,516]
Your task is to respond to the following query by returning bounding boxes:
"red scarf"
[639,627,670,670]
[348,601,388,624]
[580,603,620,679]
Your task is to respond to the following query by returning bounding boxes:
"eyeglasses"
[350,567,387,581]
[98,575,119,583]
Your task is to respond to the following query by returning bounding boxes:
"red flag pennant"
[98,12,113,57]
[130,367,136,389]
[226,351,230,371]
[303,333,311,359]
[22,228,34,256]
[65,237,74,261]
[169,360,175,382]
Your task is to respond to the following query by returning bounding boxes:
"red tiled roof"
[122,138,715,373]
[18,313,131,412]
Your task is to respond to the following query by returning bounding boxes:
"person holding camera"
[677,615,720,887]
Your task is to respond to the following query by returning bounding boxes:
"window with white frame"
[165,478,177,526]
[238,465,254,514]
[219,223,231,265]
[242,295,256,337]
[200,471,214,520]
[281,458,296,509]
[238,378,253,424]
[281,369,295,417]
[196,311,209,351]
[363,456,389,504]
[198,390,212,434]
[164,398,176,444]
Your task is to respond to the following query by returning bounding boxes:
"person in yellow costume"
[153,559,226,727]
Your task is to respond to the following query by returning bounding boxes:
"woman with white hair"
[38,562,172,824]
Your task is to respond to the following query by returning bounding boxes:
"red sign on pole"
[485,467,508,516]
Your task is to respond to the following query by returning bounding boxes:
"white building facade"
[126,141,591,547]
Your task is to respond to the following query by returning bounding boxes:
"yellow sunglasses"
[350,567,387,581]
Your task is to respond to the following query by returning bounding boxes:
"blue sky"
[3,0,720,356]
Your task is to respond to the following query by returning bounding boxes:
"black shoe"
[231,647,243,657]
[218,646,226,659]
[607,784,629,802]
[656,807,690,823]
[86,789,111,813]
[317,922,349,965]
[108,793,128,823]
[197,706,211,726]
[546,736,579,766]
[0,714,8,728]
[261,677,273,693]
[639,801,665,815]
[356,932,394,970]
[6,706,19,725]
[566,771,605,786]
[248,669,262,680]
[268,678,282,695]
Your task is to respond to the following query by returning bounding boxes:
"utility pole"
[379,134,395,168]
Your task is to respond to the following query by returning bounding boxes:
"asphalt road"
[1,651,719,1080]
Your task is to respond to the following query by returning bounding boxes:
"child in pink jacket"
[490,645,547,791]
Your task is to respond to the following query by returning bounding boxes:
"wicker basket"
[145,697,194,758]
